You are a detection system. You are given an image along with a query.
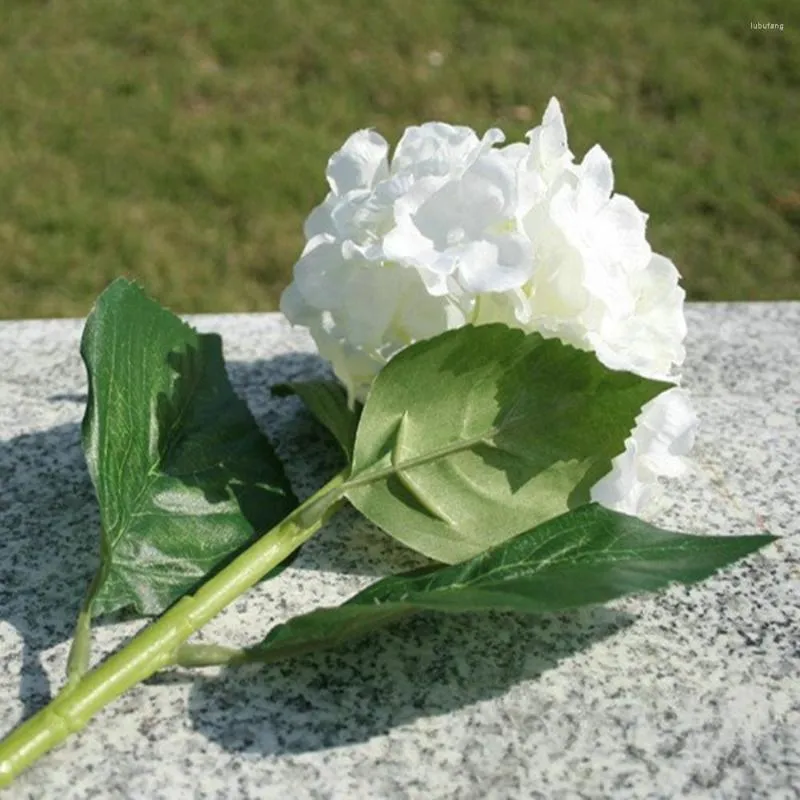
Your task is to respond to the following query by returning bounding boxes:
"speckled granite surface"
[0,304,798,800]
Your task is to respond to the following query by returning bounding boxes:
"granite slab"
[0,304,798,799]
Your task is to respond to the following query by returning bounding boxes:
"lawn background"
[1,0,798,319]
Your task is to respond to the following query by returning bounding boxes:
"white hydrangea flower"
[280,98,697,516]
[590,387,698,515]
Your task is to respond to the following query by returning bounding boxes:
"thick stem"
[0,472,346,788]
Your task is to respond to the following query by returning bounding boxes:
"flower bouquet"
[0,99,774,787]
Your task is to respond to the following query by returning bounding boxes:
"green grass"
[1,0,798,318]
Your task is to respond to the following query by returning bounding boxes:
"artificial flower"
[281,98,697,515]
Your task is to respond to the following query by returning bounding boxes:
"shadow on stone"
[227,354,434,579]
[183,606,633,757]
[47,393,88,404]
[0,421,97,716]
[1,346,637,759]
[0,349,410,723]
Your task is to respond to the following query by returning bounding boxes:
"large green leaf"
[80,278,297,617]
[272,380,359,461]
[343,324,671,564]
[249,504,775,663]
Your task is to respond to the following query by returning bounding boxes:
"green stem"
[173,642,295,668]
[64,570,104,692]
[0,471,347,789]
[174,643,249,667]
[63,606,92,693]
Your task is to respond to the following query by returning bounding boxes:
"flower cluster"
[281,99,697,515]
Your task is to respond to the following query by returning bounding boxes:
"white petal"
[303,194,337,239]
[633,388,698,478]
[525,97,574,180]
[391,122,480,176]
[327,129,390,195]
[444,240,498,289]
[478,127,506,151]
[539,97,570,164]
[577,144,614,213]
[279,282,317,327]
[339,268,403,349]
[458,234,533,293]
[463,148,518,218]
[383,215,437,266]
[329,188,373,240]
[629,254,688,371]
[404,179,467,245]
[393,278,469,341]
[312,325,382,407]
[393,175,449,219]
[292,234,346,311]
[590,439,646,515]
[595,194,651,271]
[416,264,456,296]
[590,388,698,516]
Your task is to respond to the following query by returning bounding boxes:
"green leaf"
[80,278,297,617]
[343,324,671,564]
[250,504,776,663]
[272,380,359,461]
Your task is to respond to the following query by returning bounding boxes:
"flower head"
[281,98,696,515]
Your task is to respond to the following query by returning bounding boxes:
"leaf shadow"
[182,605,634,757]
[0,349,424,723]
[0,421,98,717]
[226,355,433,579]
